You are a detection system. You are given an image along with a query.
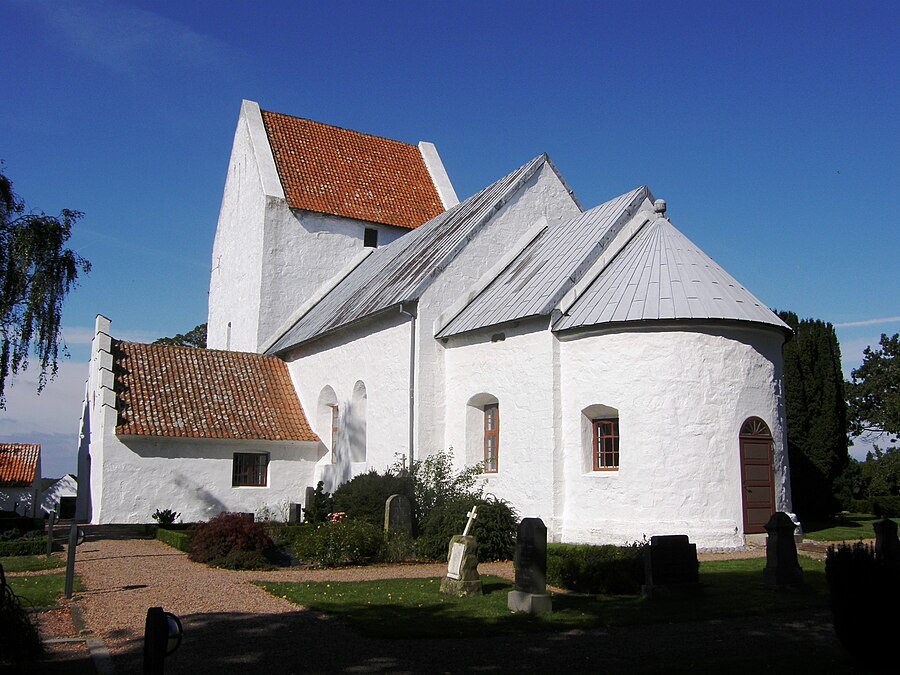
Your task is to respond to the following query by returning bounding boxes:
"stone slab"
[440,577,483,597]
[507,590,552,615]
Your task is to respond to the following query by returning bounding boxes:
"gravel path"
[50,534,855,674]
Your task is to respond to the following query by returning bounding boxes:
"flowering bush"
[327,512,347,523]
[188,513,272,566]
[290,519,383,567]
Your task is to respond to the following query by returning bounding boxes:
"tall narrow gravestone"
[508,518,552,614]
[763,511,803,588]
[440,506,482,597]
[384,494,413,537]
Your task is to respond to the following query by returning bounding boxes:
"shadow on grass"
[100,601,853,675]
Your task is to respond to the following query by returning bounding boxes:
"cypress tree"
[778,311,849,520]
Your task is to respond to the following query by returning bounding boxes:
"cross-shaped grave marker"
[462,505,478,536]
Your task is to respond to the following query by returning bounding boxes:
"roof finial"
[654,199,667,216]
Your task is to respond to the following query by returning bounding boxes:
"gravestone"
[874,517,900,574]
[642,535,700,598]
[508,518,552,614]
[763,511,804,587]
[384,494,413,537]
[440,506,482,597]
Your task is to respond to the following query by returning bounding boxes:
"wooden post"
[46,511,57,558]
[64,522,77,599]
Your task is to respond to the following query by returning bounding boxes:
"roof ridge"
[260,108,419,149]
[114,340,284,360]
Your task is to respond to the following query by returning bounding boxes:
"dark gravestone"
[642,535,700,598]
[763,511,803,587]
[508,518,552,614]
[874,517,900,574]
[384,494,413,537]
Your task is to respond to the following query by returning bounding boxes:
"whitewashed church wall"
[283,314,412,494]
[443,321,556,521]
[257,210,407,349]
[207,110,268,352]
[93,434,319,524]
[557,325,788,549]
[416,162,582,460]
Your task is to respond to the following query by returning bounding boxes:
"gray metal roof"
[267,154,550,353]
[436,187,649,338]
[554,217,790,332]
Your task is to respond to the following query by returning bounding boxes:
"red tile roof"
[113,342,318,442]
[0,444,40,487]
[260,110,444,230]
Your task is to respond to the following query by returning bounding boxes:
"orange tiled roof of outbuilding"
[0,443,40,487]
[261,110,444,230]
[113,341,318,442]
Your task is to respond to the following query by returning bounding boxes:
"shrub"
[151,509,180,526]
[0,539,44,557]
[0,563,43,664]
[332,470,415,528]
[546,543,646,594]
[382,529,415,563]
[826,542,900,665]
[415,495,517,562]
[410,449,483,527]
[290,519,383,567]
[220,549,272,570]
[156,527,192,552]
[0,516,41,535]
[303,482,333,524]
[188,513,272,565]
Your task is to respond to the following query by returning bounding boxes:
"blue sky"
[1,1,897,477]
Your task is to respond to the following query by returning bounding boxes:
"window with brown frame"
[232,452,269,487]
[592,418,619,471]
[483,403,499,473]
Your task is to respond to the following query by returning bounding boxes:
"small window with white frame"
[232,452,269,487]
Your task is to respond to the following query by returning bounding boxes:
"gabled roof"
[554,216,790,332]
[113,341,318,441]
[0,444,40,487]
[260,109,444,230]
[436,187,649,338]
[268,154,551,353]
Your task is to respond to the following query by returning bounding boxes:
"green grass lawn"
[0,554,66,573]
[5,573,82,608]
[802,513,899,542]
[257,557,828,639]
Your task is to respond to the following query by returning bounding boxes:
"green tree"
[153,323,207,349]
[778,310,849,520]
[847,333,899,443]
[0,167,90,408]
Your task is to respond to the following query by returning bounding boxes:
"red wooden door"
[740,418,775,534]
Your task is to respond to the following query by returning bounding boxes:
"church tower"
[207,100,458,352]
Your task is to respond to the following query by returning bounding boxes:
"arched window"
[466,393,499,472]
[581,404,620,472]
[349,381,367,463]
[317,386,339,462]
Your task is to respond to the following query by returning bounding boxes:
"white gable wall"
[443,319,556,521]
[417,162,582,461]
[557,324,790,548]
[283,312,413,493]
[90,435,320,524]
[257,210,408,349]
[208,103,270,352]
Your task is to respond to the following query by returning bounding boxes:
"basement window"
[364,228,378,248]
[232,452,269,487]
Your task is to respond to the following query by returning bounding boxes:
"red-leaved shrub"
[188,513,272,565]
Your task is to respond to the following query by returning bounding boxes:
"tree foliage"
[847,333,899,443]
[153,323,207,349]
[0,166,90,407]
[778,310,849,519]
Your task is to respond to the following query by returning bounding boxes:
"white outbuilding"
[78,101,795,547]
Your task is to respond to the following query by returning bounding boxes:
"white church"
[76,100,795,548]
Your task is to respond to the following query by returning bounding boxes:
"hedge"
[156,527,192,552]
[0,539,45,557]
[290,520,383,567]
[0,516,41,535]
[848,497,900,518]
[546,543,645,594]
